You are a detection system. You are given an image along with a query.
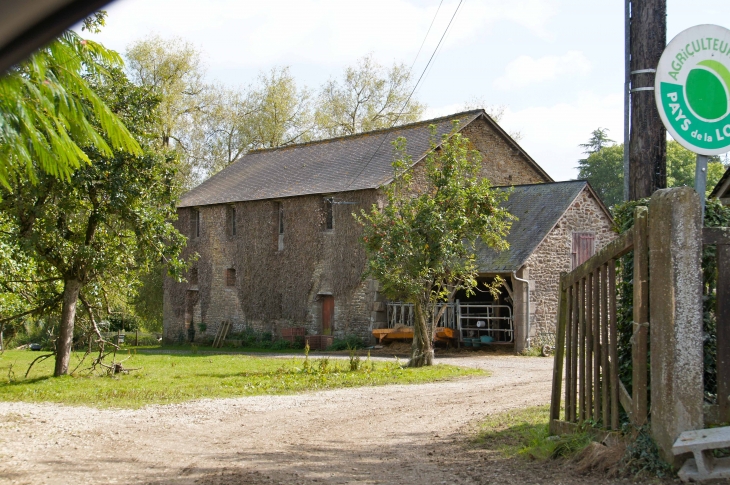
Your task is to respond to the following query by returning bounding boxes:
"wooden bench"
[673,427,730,482]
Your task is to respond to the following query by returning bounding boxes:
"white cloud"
[493,51,591,91]
[88,0,557,70]
[500,92,623,181]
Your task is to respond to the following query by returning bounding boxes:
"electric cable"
[345,0,464,189]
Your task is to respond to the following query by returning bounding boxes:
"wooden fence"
[704,226,730,424]
[549,207,649,433]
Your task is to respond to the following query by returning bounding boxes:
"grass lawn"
[0,348,484,409]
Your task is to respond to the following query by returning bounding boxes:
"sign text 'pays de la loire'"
[655,24,730,155]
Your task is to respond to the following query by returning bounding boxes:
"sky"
[81,0,730,181]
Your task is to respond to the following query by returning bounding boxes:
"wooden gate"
[549,207,649,433]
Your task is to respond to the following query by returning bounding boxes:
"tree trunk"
[54,279,82,376]
[629,0,667,200]
[410,301,434,367]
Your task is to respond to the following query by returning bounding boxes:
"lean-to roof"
[476,181,607,273]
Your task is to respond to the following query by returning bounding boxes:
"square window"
[225,268,236,287]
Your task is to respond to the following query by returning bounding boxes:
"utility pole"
[628,0,667,200]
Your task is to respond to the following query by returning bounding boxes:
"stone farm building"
[163,109,615,350]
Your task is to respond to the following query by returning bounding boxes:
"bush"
[327,335,365,351]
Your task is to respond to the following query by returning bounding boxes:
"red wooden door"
[572,233,595,269]
[321,296,334,335]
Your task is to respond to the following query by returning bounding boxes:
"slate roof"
[179,109,551,208]
[710,166,730,199]
[476,181,593,273]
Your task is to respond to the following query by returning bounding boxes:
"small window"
[572,232,595,269]
[225,268,236,287]
[190,209,200,238]
[189,267,198,285]
[227,206,236,237]
[277,202,284,251]
[324,198,333,231]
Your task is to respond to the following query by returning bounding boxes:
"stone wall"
[523,188,616,337]
[407,118,550,192]
[460,121,548,186]
[164,189,382,343]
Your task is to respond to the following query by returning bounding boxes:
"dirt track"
[0,355,623,485]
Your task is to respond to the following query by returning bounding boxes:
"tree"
[125,35,209,186]
[577,128,727,207]
[579,128,614,154]
[577,144,625,207]
[0,21,141,188]
[248,67,313,149]
[0,67,188,376]
[358,126,512,367]
[315,55,424,138]
[192,85,258,177]
[666,141,727,189]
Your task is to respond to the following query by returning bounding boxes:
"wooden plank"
[609,260,619,430]
[586,272,593,421]
[563,230,634,288]
[619,380,634,422]
[601,263,610,428]
[704,227,730,246]
[565,284,574,422]
[579,278,586,423]
[570,282,579,422]
[593,267,601,423]
[550,273,569,433]
[632,207,649,426]
[718,244,730,421]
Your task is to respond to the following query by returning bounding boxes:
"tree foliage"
[0,67,189,375]
[315,55,424,138]
[357,126,512,367]
[577,128,727,207]
[0,27,141,188]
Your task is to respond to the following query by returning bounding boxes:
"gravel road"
[0,355,574,485]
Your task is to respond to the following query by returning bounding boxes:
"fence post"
[550,273,568,434]
[632,206,649,425]
[648,187,704,464]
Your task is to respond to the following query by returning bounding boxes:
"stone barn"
[163,109,614,350]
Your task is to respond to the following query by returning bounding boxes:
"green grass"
[473,405,592,460]
[0,349,484,409]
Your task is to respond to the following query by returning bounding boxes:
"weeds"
[348,345,361,371]
[474,405,592,460]
[618,424,673,479]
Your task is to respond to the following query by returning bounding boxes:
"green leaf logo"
[686,60,730,121]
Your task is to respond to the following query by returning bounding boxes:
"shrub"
[327,335,365,351]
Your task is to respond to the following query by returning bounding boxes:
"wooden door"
[321,296,334,335]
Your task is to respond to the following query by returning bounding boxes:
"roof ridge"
[244,109,485,155]
[494,180,587,189]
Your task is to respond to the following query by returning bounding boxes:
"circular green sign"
[655,24,730,155]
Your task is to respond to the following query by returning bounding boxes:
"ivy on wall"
[612,197,730,405]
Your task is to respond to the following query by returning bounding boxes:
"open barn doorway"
[452,275,514,346]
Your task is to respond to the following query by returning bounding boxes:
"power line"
[345,0,464,189]
[409,0,444,73]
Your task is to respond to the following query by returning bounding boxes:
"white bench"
[673,427,730,482]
